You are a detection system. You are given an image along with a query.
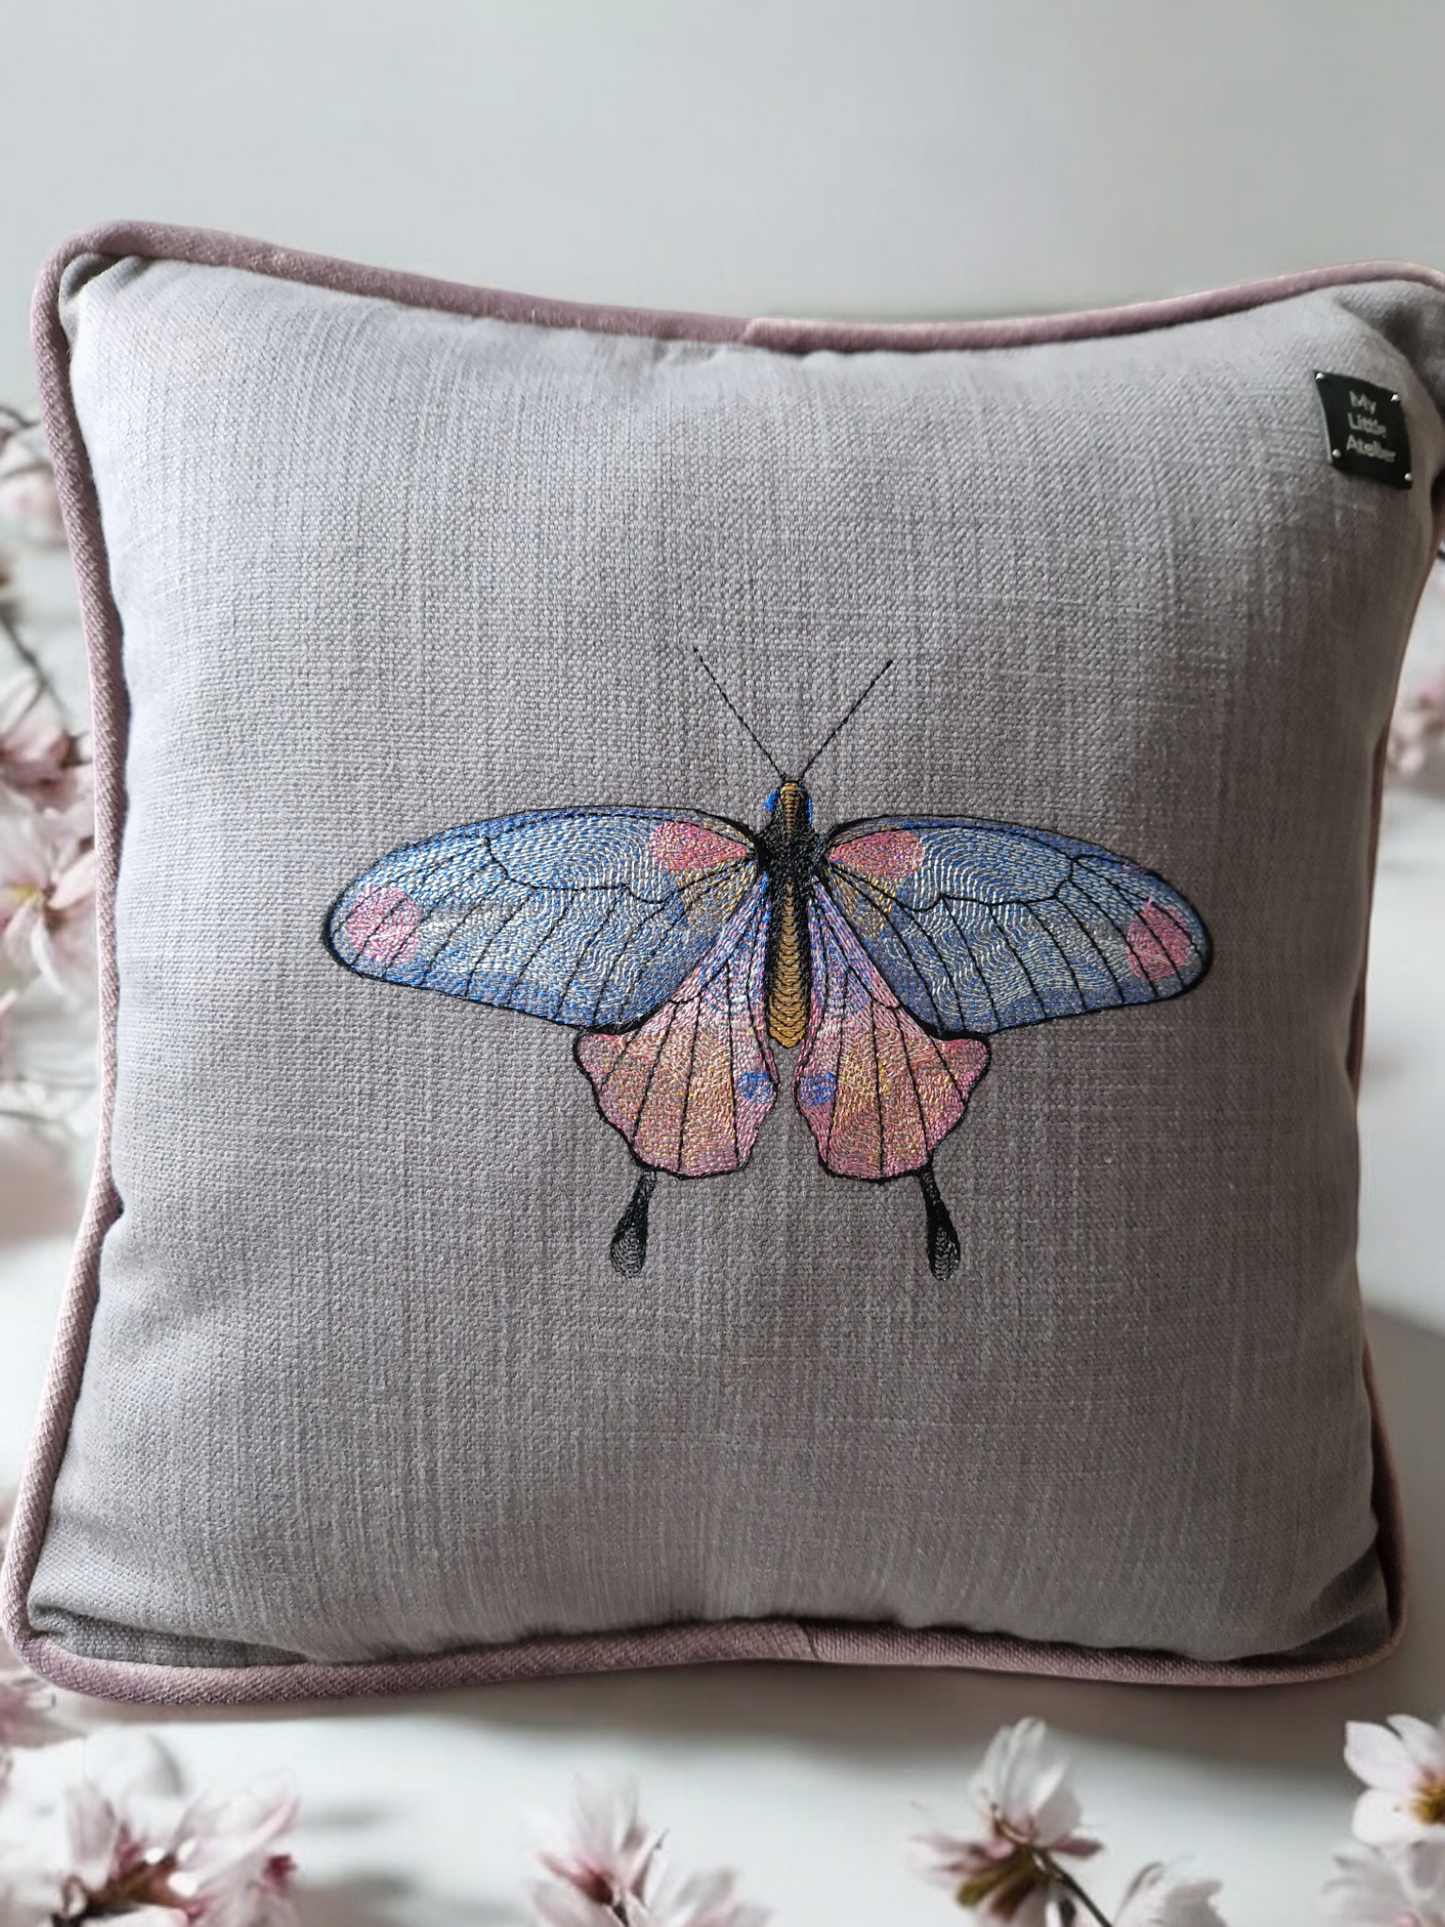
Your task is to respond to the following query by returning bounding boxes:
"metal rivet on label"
[1332,447,1341,458]
[1392,393,1400,403]
[1405,471,1413,483]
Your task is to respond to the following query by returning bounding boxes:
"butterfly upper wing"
[795,888,990,1180]
[576,877,777,1176]
[822,816,1211,1036]
[327,807,761,1030]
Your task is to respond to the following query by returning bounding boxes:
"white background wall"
[4,2,1445,400]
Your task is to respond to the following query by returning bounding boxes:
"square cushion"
[4,222,1441,1703]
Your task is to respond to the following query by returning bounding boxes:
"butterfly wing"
[327,808,761,1029]
[576,877,777,1176]
[822,816,1210,1036]
[794,888,990,1180]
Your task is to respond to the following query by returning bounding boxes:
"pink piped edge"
[0,220,1431,1706]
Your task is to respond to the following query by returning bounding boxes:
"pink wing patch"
[576,883,776,1177]
[796,892,989,1180]
[341,886,421,966]
[648,818,751,876]
[826,826,925,882]
[1126,898,1196,984]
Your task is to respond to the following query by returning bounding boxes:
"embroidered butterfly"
[325,658,1210,1279]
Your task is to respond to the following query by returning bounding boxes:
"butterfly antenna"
[798,657,893,779]
[693,650,785,780]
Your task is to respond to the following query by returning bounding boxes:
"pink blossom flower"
[0,673,81,812]
[0,422,65,548]
[1346,1716,1445,1844]
[162,1784,299,1927]
[0,1736,298,1927]
[910,1719,1099,1922]
[1114,1863,1229,1927]
[1322,1840,1445,1926]
[0,810,95,1000]
[528,1780,765,1927]
[530,1778,661,1926]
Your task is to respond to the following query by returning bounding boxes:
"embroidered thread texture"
[326,750,1210,1277]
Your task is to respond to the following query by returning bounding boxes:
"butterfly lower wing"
[823,816,1210,1036]
[576,878,777,1177]
[795,888,990,1180]
[327,807,760,1029]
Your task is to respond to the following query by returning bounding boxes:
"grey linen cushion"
[3,223,1440,1703]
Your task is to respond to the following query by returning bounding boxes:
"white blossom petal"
[1322,1839,1445,1925]
[528,1782,763,1927]
[647,1864,770,1927]
[1347,1720,1427,1794]
[1392,1717,1445,1779]
[1115,1863,1229,1927]
[966,1719,1095,1854]
[1,1735,298,1927]
[61,1776,124,1886]
[1353,1786,1428,1845]
[0,674,76,808]
[531,1775,659,1901]
[529,1884,621,1927]
[0,809,94,1002]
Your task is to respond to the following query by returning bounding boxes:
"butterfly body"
[758,779,822,1049]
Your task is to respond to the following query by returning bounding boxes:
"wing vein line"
[554,885,629,1023]
[1019,901,1085,1008]
[632,999,679,1143]
[827,869,953,1030]
[677,983,703,1171]
[1050,881,1130,1000]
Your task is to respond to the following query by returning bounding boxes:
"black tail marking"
[917,1163,960,1281]
[610,1168,659,1277]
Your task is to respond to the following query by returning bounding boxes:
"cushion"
[3,221,1440,1705]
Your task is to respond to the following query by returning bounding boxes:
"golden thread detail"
[768,885,808,1047]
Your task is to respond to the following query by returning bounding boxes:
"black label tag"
[1314,371,1412,489]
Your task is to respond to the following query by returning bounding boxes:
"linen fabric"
[4,224,1441,1702]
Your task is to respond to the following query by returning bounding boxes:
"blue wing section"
[327,808,761,1030]
[823,816,1211,1036]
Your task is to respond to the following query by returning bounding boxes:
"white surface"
[0,582,1442,1922]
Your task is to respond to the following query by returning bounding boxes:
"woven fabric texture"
[14,246,1445,1683]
